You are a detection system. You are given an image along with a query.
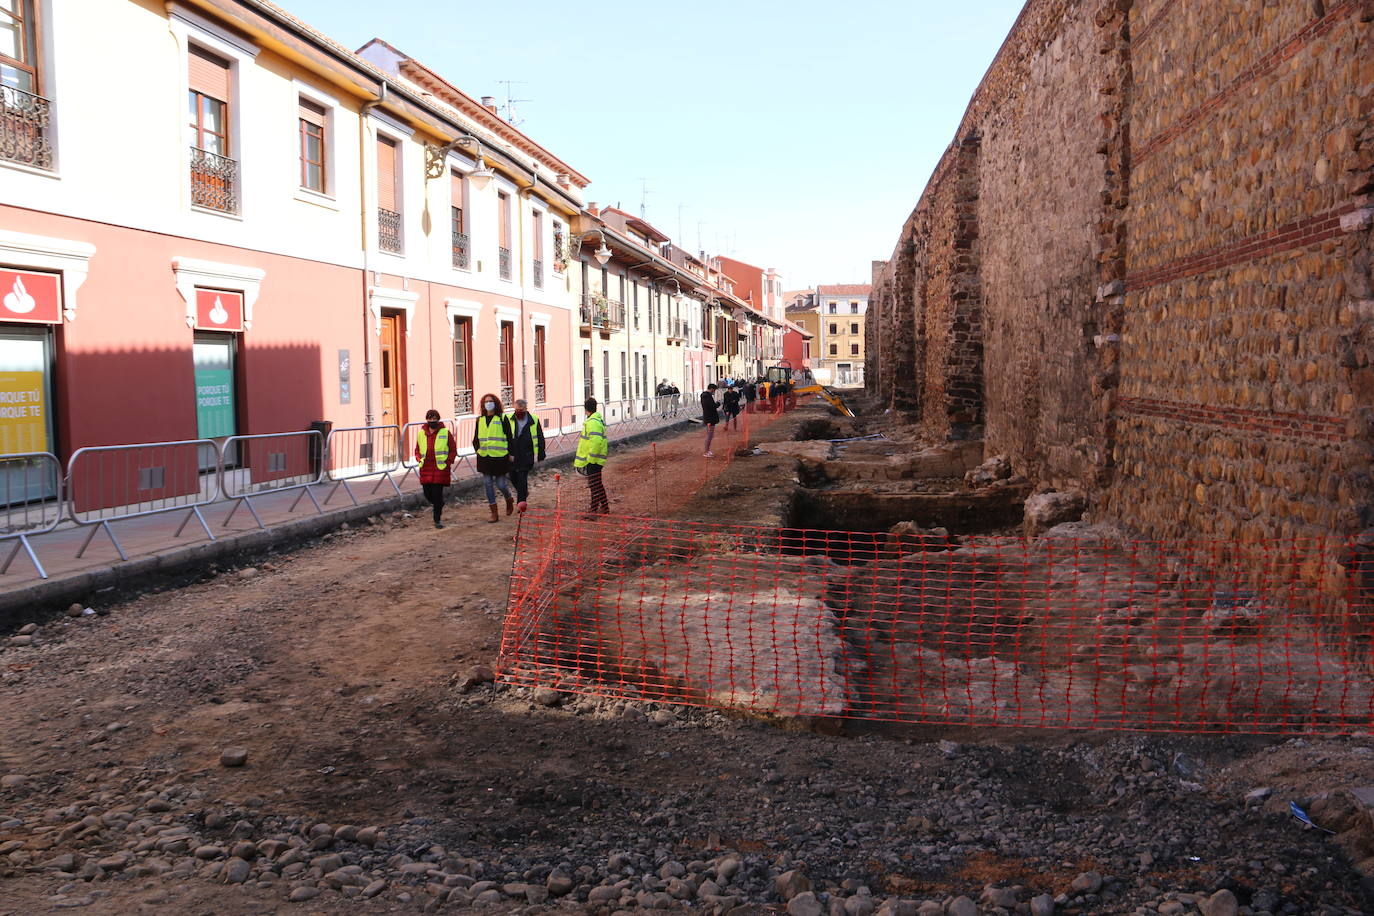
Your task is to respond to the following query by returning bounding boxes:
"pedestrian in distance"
[722,383,742,431]
[413,409,456,529]
[773,377,788,414]
[473,392,515,523]
[743,378,758,413]
[668,382,681,417]
[656,379,672,418]
[700,383,721,457]
[508,398,546,513]
[573,397,610,514]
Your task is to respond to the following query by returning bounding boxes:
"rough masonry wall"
[869,0,1374,561]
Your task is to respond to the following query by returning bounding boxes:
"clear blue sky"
[281,0,1026,289]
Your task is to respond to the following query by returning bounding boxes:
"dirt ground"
[1,415,1373,915]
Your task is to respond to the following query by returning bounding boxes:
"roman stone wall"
[869,0,1374,566]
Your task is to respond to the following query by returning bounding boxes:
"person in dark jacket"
[413,408,457,528]
[722,383,742,431]
[700,383,720,458]
[508,398,546,513]
[743,379,758,413]
[472,392,515,522]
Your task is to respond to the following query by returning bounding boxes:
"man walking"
[700,383,720,458]
[574,397,610,514]
[508,399,546,513]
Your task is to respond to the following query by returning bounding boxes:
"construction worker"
[413,408,456,529]
[573,397,610,514]
[508,398,546,513]
[473,392,515,522]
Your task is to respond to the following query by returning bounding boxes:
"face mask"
[427,419,441,429]
[484,401,496,412]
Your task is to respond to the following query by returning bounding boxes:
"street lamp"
[574,229,613,266]
[425,135,495,191]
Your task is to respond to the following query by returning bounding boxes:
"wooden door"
[379,313,407,431]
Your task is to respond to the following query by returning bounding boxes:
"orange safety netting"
[500,507,1374,735]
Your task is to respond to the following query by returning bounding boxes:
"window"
[376,135,402,253]
[619,351,627,399]
[188,46,235,213]
[498,321,514,396]
[602,351,610,401]
[450,170,469,269]
[850,301,859,313]
[851,343,860,355]
[298,97,326,192]
[533,325,547,402]
[829,343,838,356]
[1,0,51,170]
[497,191,512,280]
[582,349,593,400]
[828,303,836,314]
[452,317,473,414]
[829,323,838,335]
[194,333,238,440]
[531,210,544,289]
[850,322,859,335]
[632,282,639,330]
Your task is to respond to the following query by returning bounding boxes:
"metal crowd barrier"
[397,420,480,487]
[321,424,403,506]
[0,452,63,578]
[66,439,220,561]
[219,431,326,529]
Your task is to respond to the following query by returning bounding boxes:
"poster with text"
[0,371,49,453]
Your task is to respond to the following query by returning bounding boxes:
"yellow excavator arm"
[764,361,855,418]
[791,384,855,418]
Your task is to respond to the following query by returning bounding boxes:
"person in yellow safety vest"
[573,396,610,514]
[508,398,546,513]
[414,408,457,529]
[472,392,515,523]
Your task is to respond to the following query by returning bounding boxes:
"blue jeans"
[483,473,511,505]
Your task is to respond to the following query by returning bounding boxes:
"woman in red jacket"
[414,409,457,529]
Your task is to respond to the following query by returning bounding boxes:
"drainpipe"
[358,82,388,427]
[516,161,540,406]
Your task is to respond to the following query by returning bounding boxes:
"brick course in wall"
[869,0,1374,590]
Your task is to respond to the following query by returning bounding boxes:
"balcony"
[533,258,544,289]
[578,293,625,333]
[452,231,470,270]
[453,387,473,416]
[500,385,514,407]
[534,381,546,404]
[190,147,238,214]
[378,208,403,254]
[0,86,52,170]
[498,246,512,280]
[666,319,688,342]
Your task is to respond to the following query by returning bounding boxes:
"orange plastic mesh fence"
[500,510,1374,735]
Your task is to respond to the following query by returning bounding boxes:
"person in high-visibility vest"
[414,408,457,529]
[472,392,515,523]
[508,398,546,513]
[573,396,610,514]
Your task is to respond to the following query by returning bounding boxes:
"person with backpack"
[508,398,546,513]
[472,392,515,522]
[413,408,457,529]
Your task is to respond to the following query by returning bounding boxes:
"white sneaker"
[703,451,715,458]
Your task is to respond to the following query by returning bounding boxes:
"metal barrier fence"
[0,452,63,578]
[66,439,221,560]
[322,424,402,506]
[500,510,1374,736]
[219,431,325,529]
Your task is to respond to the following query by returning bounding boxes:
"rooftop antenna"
[638,178,652,219]
[495,79,530,127]
[677,204,685,244]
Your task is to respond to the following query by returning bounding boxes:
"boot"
[504,494,515,516]
[487,504,500,523]
[517,501,528,513]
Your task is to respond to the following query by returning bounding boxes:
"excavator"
[764,360,856,418]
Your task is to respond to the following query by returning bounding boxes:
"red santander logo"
[0,270,61,324]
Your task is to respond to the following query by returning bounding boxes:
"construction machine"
[764,361,856,418]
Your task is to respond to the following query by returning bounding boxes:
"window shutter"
[298,97,326,126]
[376,137,398,210]
[188,46,231,102]
[450,171,464,208]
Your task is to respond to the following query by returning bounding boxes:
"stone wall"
[868,0,1374,565]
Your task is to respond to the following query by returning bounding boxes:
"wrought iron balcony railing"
[498,246,512,280]
[453,387,473,416]
[452,231,470,270]
[499,385,514,407]
[532,258,543,289]
[0,86,52,170]
[378,208,403,254]
[190,147,238,214]
[578,294,625,331]
[534,382,546,404]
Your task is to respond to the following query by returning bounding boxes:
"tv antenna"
[494,80,531,127]
[638,178,652,219]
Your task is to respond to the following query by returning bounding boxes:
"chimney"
[587,202,600,217]
[481,96,498,113]
[555,172,570,189]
